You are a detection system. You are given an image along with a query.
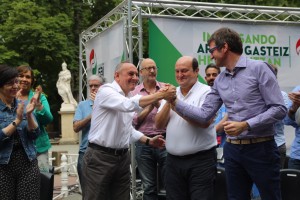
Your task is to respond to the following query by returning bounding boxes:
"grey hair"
[88,74,106,84]
[115,60,131,72]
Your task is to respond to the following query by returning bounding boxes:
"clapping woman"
[0,64,40,200]
[17,65,53,172]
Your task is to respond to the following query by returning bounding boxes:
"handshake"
[158,84,177,103]
[139,84,177,109]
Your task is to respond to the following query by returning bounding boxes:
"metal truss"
[133,0,300,24]
[79,0,300,100]
[78,1,300,200]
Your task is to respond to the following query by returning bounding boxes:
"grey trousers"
[82,146,130,200]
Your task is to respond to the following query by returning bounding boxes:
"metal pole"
[138,8,143,66]
[79,34,83,102]
[128,0,133,63]
[128,2,137,199]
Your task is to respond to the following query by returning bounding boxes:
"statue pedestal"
[58,104,78,144]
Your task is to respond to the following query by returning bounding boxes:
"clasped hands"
[158,84,177,103]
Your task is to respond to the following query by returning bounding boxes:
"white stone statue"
[56,62,78,107]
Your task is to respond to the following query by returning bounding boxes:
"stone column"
[58,104,78,144]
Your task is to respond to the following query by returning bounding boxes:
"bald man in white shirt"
[82,61,176,200]
[155,56,217,200]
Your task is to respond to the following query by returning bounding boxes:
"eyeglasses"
[5,78,19,86]
[208,46,219,54]
[89,84,100,88]
[141,66,158,72]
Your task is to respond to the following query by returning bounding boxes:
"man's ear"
[114,71,119,80]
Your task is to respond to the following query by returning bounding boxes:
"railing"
[51,153,80,200]
[50,153,144,200]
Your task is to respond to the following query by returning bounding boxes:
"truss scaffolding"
[79,0,300,100]
[79,1,300,199]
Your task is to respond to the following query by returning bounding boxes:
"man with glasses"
[172,27,286,200]
[73,74,106,188]
[132,58,167,200]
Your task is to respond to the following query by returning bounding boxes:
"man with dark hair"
[205,63,227,148]
[204,63,220,87]
[172,28,287,200]
[155,56,217,200]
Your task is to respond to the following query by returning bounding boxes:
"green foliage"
[0,0,120,131]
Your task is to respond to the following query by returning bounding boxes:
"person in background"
[17,65,53,172]
[155,56,217,200]
[251,64,290,200]
[205,63,227,148]
[172,27,286,200]
[0,64,40,200]
[73,74,106,187]
[82,61,176,200]
[132,58,167,200]
[284,85,300,169]
[270,65,289,168]
[204,63,220,87]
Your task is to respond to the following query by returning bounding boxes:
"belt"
[147,133,166,138]
[88,143,128,156]
[226,136,274,145]
[168,147,216,159]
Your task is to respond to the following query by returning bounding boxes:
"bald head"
[139,58,158,83]
[140,58,156,69]
[176,56,198,71]
[175,56,199,91]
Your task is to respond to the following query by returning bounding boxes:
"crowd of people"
[0,26,300,200]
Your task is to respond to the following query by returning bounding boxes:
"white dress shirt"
[158,81,217,156]
[88,81,144,149]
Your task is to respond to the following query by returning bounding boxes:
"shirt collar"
[137,81,161,93]
[0,98,18,111]
[178,81,200,98]
[111,80,132,97]
[225,55,247,76]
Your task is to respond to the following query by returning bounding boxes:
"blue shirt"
[215,104,226,147]
[175,55,287,139]
[284,85,300,160]
[73,99,93,153]
[274,91,289,147]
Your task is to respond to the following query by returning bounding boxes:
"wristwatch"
[145,138,150,146]
[12,121,17,128]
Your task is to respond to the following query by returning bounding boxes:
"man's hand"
[223,121,248,137]
[149,135,166,149]
[90,91,97,101]
[159,85,176,102]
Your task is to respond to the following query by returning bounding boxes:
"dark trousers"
[135,141,167,200]
[77,151,84,186]
[278,143,286,169]
[224,140,281,200]
[165,148,217,200]
[82,146,130,200]
[288,157,300,170]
